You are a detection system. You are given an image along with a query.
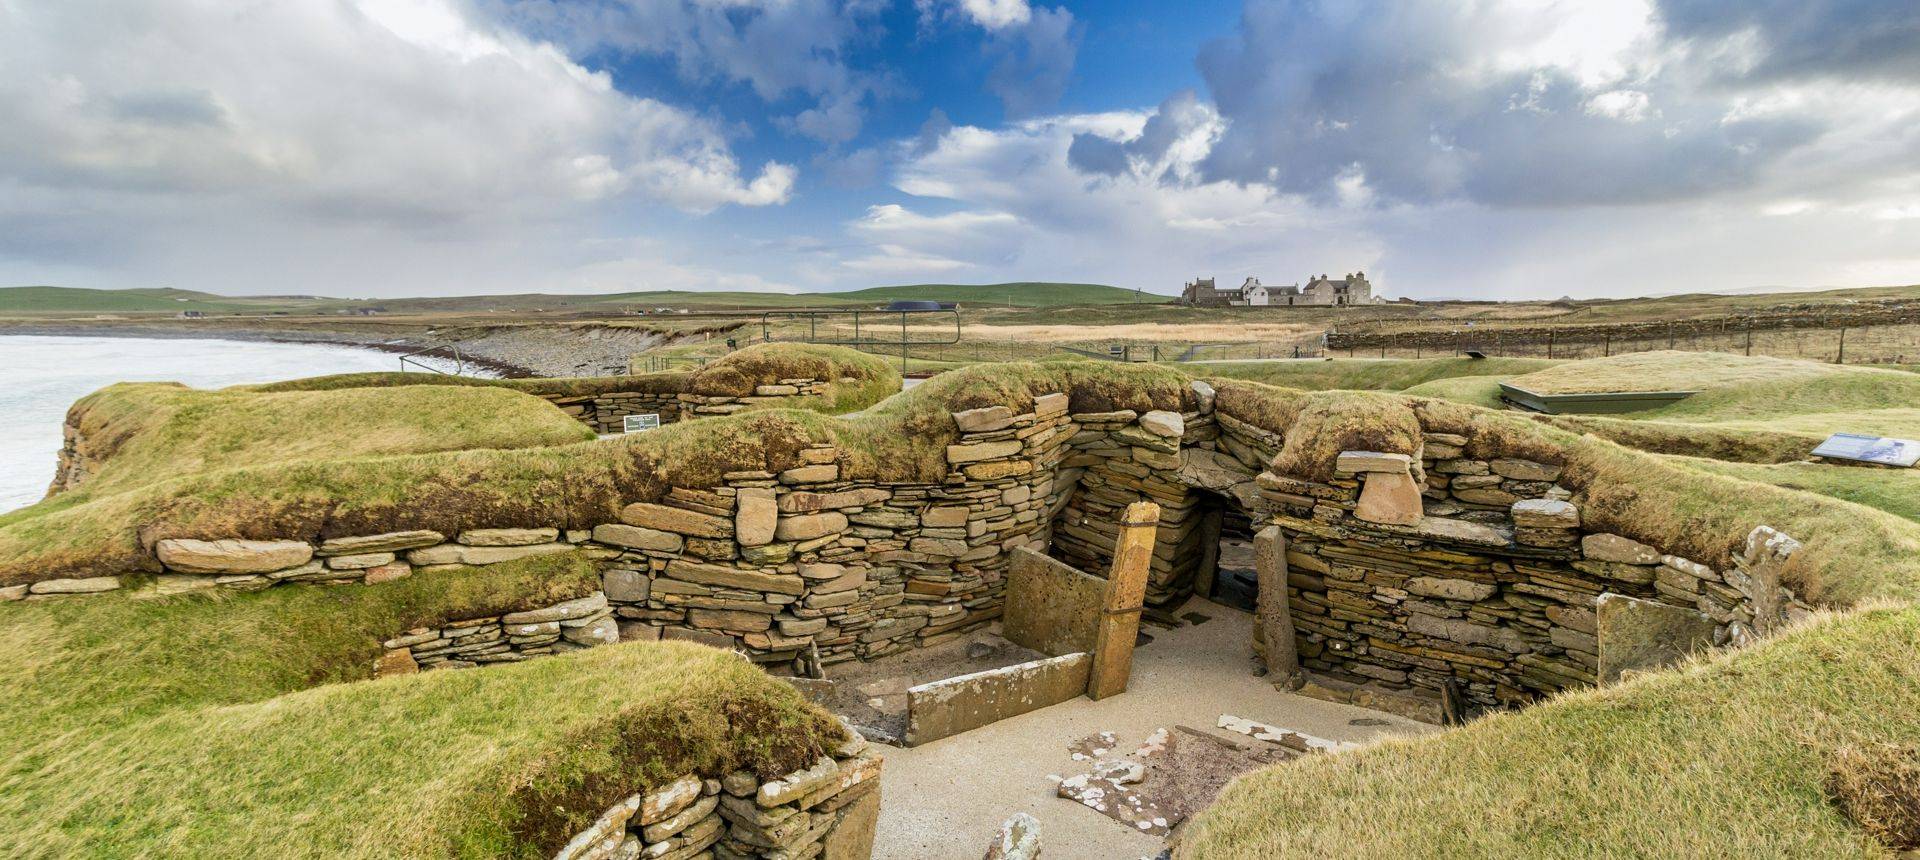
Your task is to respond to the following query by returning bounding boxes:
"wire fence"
[1322,322,1920,365]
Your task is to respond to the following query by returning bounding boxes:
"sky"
[1,0,1917,300]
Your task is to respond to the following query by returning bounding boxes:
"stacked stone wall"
[557,729,882,860]
[1260,434,1812,715]
[544,377,839,434]
[373,591,619,676]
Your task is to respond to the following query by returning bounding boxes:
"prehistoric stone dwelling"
[0,344,1864,857]
[1182,272,1380,307]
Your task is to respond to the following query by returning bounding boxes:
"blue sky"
[1,0,1917,299]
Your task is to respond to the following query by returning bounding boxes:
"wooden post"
[1087,501,1159,700]
[1253,525,1300,689]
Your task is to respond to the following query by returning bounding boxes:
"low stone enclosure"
[13,358,1822,723]
[4,348,1884,855]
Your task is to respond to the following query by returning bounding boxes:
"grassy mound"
[1181,603,1920,859]
[1201,356,1558,392]
[0,358,1190,584]
[0,553,843,858]
[256,342,901,416]
[1504,350,1841,395]
[55,382,594,498]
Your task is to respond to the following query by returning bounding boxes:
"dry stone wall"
[556,728,882,860]
[1259,432,1813,717]
[373,591,619,677]
[544,377,839,434]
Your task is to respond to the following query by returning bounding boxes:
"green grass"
[0,286,278,314]
[1200,356,1559,392]
[1506,351,1867,396]
[1182,602,1920,859]
[1676,458,1920,524]
[0,553,844,858]
[1398,374,1509,408]
[56,382,593,498]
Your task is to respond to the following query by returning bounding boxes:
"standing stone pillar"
[1254,525,1301,688]
[1088,501,1160,700]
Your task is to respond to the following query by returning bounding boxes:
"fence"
[1323,321,1920,365]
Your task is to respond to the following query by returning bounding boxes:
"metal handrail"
[398,343,465,375]
[758,308,962,374]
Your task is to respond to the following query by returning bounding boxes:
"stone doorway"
[1192,490,1259,613]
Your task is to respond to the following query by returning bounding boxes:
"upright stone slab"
[1740,525,1802,637]
[1596,592,1718,684]
[1088,501,1159,700]
[1354,470,1422,526]
[1253,525,1300,687]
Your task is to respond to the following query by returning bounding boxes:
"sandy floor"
[871,597,1435,859]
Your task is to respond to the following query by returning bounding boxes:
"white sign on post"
[1812,432,1920,467]
[623,413,661,434]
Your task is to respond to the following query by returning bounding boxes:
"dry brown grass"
[1828,744,1920,851]
[852,321,1325,343]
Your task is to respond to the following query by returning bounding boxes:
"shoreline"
[0,322,537,377]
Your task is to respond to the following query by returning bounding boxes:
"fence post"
[1837,326,1847,364]
[1604,335,1612,357]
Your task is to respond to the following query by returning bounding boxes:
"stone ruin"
[7,357,1828,857]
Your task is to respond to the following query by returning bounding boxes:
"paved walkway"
[870,597,1434,859]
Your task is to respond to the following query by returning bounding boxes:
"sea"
[0,335,466,513]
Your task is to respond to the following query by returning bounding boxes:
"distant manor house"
[1181,272,1381,307]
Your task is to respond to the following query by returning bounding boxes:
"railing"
[758,308,962,373]
[398,343,465,375]
[630,355,711,374]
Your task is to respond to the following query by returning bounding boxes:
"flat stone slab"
[157,538,313,574]
[1336,450,1413,474]
[1216,714,1359,754]
[904,652,1091,746]
[1596,592,1718,684]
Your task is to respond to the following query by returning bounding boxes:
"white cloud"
[855,102,1920,301]
[0,0,794,293]
[1584,89,1656,122]
[841,112,1383,292]
[957,0,1033,30]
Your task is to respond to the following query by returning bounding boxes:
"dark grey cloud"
[1151,0,1841,207]
[1658,0,1920,84]
[1068,90,1209,177]
[109,90,227,128]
